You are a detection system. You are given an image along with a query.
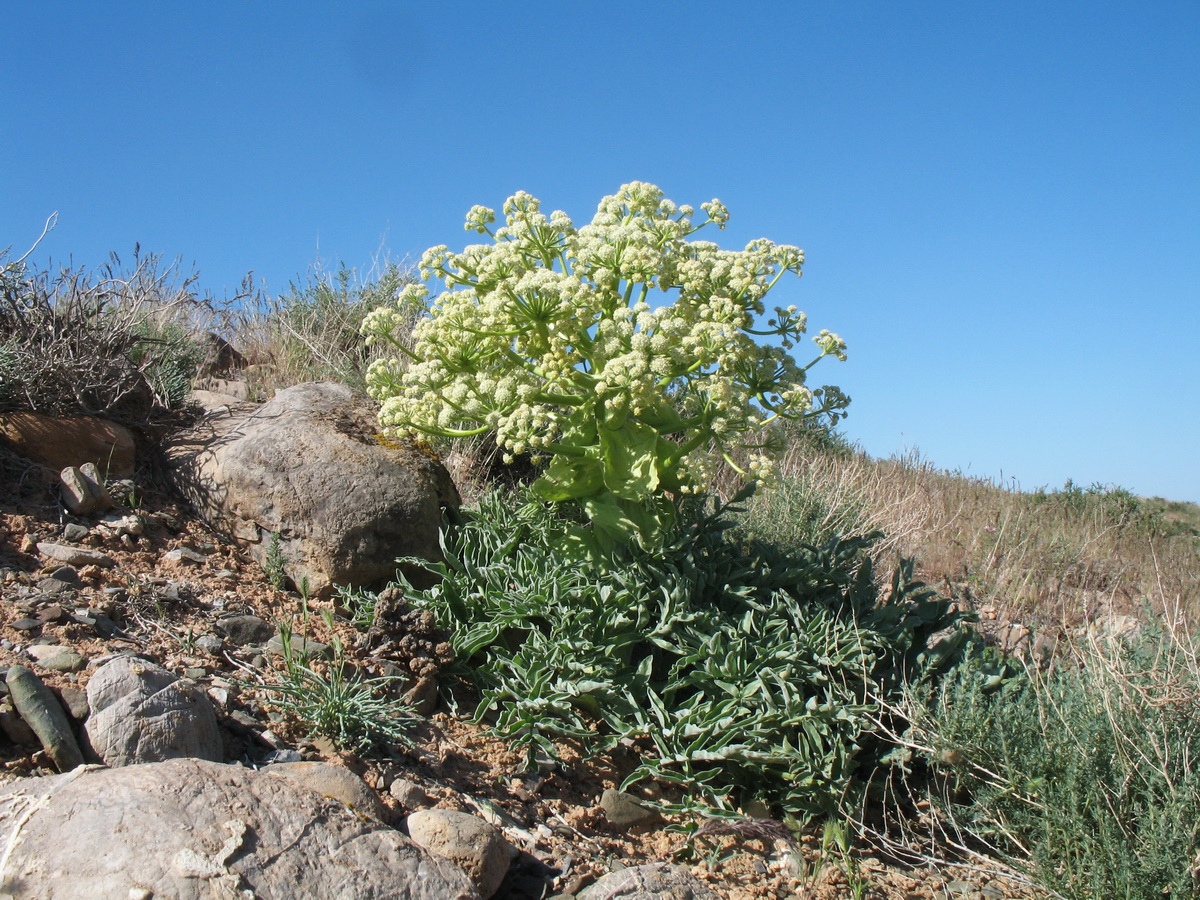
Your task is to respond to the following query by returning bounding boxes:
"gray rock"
[599,788,662,828]
[161,546,207,567]
[194,633,225,655]
[166,381,459,598]
[59,463,114,515]
[25,644,87,673]
[36,542,116,569]
[98,511,144,536]
[390,776,431,809]
[577,863,719,900]
[45,565,81,586]
[407,809,516,898]
[0,702,39,745]
[0,758,479,900]
[5,664,84,772]
[61,522,89,542]
[267,632,331,660]
[213,614,273,646]
[81,657,223,767]
[266,761,389,822]
[54,686,90,721]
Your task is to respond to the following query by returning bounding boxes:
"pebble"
[9,619,41,633]
[266,634,330,660]
[194,634,225,656]
[55,686,90,721]
[213,615,273,646]
[599,789,661,828]
[389,777,431,809]
[61,523,89,542]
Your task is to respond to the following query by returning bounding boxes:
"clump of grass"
[261,617,419,755]
[228,256,421,397]
[0,247,220,425]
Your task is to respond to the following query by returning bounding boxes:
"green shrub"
[394,487,976,819]
[908,627,1200,898]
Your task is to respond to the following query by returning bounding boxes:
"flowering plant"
[364,182,848,544]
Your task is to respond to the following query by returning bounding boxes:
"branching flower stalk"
[364,183,848,543]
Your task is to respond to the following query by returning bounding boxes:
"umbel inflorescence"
[363,182,848,529]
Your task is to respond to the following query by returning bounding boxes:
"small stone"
[36,542,116,569]
[19,534,37,554]
[60,465,112,516]
[266,634,330,660]
[389,777,431,809]
[182,667,207,680]
[194,634,225,656]
[99,512,143,536]
[62,523,89,542]
[213,615,273,646]
[54,686,90,721]
[26,645,88,673]
[0,703,39,745]
[36,604,67,624]
[10,618,42,632]
[599,788,662,828]
[261,748,303,764]
[404,676,439,716]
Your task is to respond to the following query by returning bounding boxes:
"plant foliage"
[395,487,975,818]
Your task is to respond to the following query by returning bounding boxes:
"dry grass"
[742,440,1200,629]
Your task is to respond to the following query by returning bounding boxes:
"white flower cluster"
[363,182,848,494]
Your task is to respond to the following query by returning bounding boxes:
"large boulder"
[0,758,478,899]
[0,412,136,477]
[166,382,458,597]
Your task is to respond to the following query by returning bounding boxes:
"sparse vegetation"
[261,618,419,755]
[0,248,218,425]
[4,233,1196,898]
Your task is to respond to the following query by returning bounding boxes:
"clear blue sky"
[4,1,1198,501]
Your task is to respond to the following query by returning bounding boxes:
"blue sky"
[4,1,1198,501]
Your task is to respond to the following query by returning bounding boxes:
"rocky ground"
[0,470,1044,899]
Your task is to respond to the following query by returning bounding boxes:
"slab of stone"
[26,644,87,673]
[36,542,116,569]
[577,863,719,900]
